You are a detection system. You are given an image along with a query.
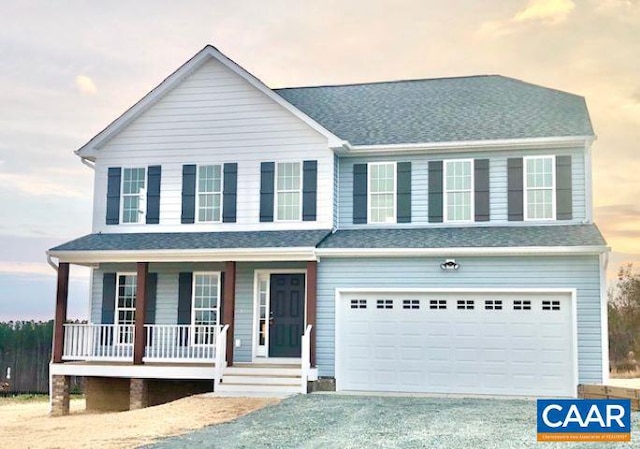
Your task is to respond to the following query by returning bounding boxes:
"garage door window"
[350,299,367,309]
[430,299,447,309]
[485,300,503,310]
[403,299,420,309]
[376,299,393,309]
[542,300,561,311]
[513,300,532,310]
[457,299,474,310]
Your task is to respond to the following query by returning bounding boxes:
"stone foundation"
[308,377,336,392]
[51,375,70,416]
[130,378,149,410]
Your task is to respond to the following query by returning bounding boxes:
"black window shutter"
[106,168,121,225]
[556,156,573,220]
[428,161,443,223]
[507,158,524,221]
[177,272,193,325]
[145,273,158,325]
[181,165,196,224]
[260,162,275,222]
[146,166,161,224]
[101,273,117,324]
[302,160,318,221]
[222,163,238,223]
[352,164,368,224]
[474,159,490,222]
[397,162,412,223]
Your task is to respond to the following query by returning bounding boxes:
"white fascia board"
[316,245,610,258]
[49,247,318,264]
[50,362,216,380]
[76,46,349,159]
[338,135,595,157]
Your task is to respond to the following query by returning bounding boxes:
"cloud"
[0,170,89,198]
[0,261,57,277]
[75,75,97,95]
[514,0,575,23]
[479,0,576,38]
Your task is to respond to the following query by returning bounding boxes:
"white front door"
[336,291,576,397]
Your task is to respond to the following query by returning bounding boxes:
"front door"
[268,274,305,357]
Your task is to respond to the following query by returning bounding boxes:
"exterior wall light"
[440,259,460,271]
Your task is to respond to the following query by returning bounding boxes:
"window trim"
[367,161,397,224]
[190,271,221,347]
[195,164,224,224]
[120,167,147,225]
[443,158,474,223]
[523,155,556,221]
[115,272,137,346]
[274,161,303,222]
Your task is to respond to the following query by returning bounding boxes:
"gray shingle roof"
[317,225,606,249]
[275,76,594,146]
[50,230,332,252]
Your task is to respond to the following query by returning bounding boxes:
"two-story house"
[47,45,608,415]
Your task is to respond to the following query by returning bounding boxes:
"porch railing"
[62,323,134,361]
[300,324,312,394]
[214,325,230,387]
[62,323,220,363]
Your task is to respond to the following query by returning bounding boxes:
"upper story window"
[197,165,223,223]
[524,155,555,220]
[121,168,146,224]
[192,272,220,346]
[275,162,302,221]
[444,159,473,222]
[368,162,396,224]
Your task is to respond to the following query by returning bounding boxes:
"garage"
[336,290,576,397]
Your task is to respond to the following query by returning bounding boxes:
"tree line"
[608,264,640,370]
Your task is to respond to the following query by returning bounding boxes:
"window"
[116,274,137,345]
[121,168,146,223]
[368,162,396,224]
[192,273,221,346]
[444,159,473,222]
[430,299,447,310]
[197,165,223,222]
[513,300,532,311]
[457,299,475,310]
[542,300,561,311]
[350,299,367,309]
[275,162,302,221]
[376,299,393,309]
[524,156,555,220]
[403,299,420,310]
[485,300,503,310]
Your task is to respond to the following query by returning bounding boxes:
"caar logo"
[537,399,631,442]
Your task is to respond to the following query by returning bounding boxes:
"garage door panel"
[338,291,575,397]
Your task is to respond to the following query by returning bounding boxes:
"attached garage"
[336,290,576,397]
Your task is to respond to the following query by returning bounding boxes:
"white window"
[116,273,137,345]
[197,165,223,223]
[275,162,302,221]
[524,155,555,220]
[368,162,396,224]
[121,167,146,224]
[192,272,221,346]
[444,159,473,222]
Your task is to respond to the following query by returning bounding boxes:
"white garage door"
[336,291,575,397]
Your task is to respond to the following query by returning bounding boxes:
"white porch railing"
[62,323,220,363]
[62,323,134,361]
[300,324,312,394]
[214,324,230,387]
[143,324,220,362]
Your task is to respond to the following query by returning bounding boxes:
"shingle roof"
[50,230,332,252]
[317,225,606,249]
[275,76,594,146]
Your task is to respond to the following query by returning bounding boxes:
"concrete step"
[224,366,301,376]
[215,383,302,394]
[207,391,295,398]
[222,375,301,385]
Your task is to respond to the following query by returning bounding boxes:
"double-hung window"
[275,162,302,221]
[444,159,473,222]
[116,273,137,345]
[368,162,396,224]
[121,168,146,223]
[197,165,223,222]
[192,272,220,346]
[524,155,555,220]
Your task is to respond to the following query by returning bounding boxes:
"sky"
[1,0,639,320]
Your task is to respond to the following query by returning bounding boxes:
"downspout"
[600,250,610,384]
[46,251,58,271]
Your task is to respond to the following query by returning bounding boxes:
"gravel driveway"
[144,394,640,449]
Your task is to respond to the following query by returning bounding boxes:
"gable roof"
[275,76,594,146]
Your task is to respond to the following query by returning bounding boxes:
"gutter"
[46,251,58,271]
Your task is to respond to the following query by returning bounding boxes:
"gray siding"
[337,147,586,227]
[316,255,603,383]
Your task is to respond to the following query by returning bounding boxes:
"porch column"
[133,262,148,365]
[52,262,70,363]
[223,261,236,366]
[306,261,317,367]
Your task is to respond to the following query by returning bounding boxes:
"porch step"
[224,366,301,377]
[215,383,302,394]
[222,375,301,385]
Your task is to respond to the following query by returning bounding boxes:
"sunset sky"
[1,0,638,320]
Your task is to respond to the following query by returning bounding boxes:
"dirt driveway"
[0,395,278,449]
